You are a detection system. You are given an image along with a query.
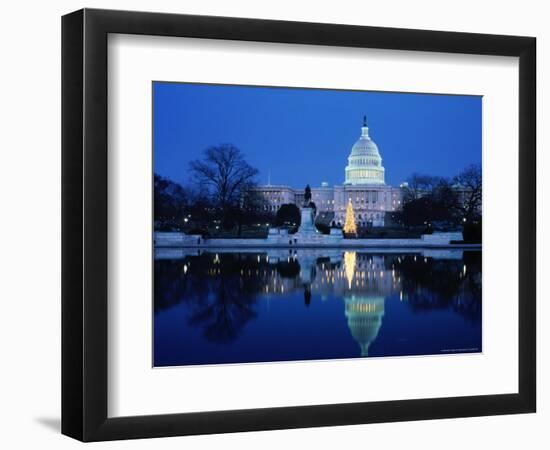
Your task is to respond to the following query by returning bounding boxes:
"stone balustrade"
[154,230,473,249]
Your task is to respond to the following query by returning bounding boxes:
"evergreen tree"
[343,199,357,235]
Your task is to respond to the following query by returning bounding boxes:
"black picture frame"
[62,8,536,442]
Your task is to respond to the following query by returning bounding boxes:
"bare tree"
[189,144,259,219]
[403,173,444,202]
[153,174,190,231]
[453,164,482,221]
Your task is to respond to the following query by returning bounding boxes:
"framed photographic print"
[62,8,536,441]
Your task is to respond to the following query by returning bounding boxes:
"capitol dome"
[344,116,385,185]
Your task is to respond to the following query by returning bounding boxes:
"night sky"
[153,82,481,188]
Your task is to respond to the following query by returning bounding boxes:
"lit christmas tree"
[343,199,357,235]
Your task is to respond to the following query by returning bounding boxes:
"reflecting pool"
[154,248,481,366]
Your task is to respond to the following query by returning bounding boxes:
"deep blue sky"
[153,82,481,188]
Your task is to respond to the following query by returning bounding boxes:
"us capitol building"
[251,117,402,227]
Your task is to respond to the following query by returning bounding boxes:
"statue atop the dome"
[363,115,367,127]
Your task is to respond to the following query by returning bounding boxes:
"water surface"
[154,248,481,366]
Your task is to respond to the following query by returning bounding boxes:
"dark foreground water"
[154,248,481,367]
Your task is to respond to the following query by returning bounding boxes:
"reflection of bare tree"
[154,259,209,313]
[453,251,482,322]
[187,276,257,343]
[393,251,481,322]
[155,253,267,343]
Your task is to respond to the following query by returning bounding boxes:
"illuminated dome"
[344,295,385,356]
[344,117,385,185]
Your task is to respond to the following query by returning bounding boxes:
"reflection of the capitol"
[155,247,472,357]
[257,250,393,356]
[342,252,387,355]
[345,295,385,356]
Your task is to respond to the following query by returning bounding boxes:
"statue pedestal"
[296,207,317,235]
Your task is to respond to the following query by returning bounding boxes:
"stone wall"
[421,232,463,244]
[154,231,470,249]
[154,232,203,247]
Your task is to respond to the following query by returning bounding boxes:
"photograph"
[153,82,483,367]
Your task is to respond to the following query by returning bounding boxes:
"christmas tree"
[343,199,357,235]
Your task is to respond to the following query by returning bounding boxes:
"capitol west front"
[252,118,402,227]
